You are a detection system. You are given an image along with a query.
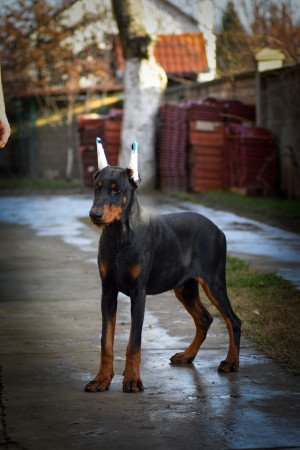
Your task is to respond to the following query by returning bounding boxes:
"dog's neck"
[104,192,143,247]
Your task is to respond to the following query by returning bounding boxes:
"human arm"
[0,63,11,148]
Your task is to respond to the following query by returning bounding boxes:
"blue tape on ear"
[96,137,102,143]
[131,141,138,152]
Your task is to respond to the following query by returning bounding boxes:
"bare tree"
[216,0,300,76]
[0,0,112,179]
[112,0,167,187]
[249,0,300,64]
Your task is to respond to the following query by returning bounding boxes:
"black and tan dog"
[85,139,241,393]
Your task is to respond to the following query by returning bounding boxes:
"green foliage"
[227,259,284,289]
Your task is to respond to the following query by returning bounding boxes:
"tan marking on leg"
[85,312,116,392]
[223,316,238,365]
[101,312,116,373]
[129,264,142,279]
[196,277,239,370]
[171,288,210,363]
[99,260,110,278]
[124,346,141,380]
[123,327,143,392]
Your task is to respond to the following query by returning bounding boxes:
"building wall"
[142,0,199,34]
[35,121,80,180]
[259,66,300,198]
[164,72,256,105]
[197,0,216,81]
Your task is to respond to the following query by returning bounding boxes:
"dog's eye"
[112,186,120,195]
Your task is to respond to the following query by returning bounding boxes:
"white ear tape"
[128,141,139,182]
[96,137,108,170]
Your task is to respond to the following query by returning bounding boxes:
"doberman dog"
[85,142,241,393]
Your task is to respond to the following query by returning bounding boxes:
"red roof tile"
[114,33,208,76]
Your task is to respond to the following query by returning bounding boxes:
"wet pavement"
[0,193,299,287]
[0,193,300,450]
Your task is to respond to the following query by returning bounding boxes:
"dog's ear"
[126,168,141,189]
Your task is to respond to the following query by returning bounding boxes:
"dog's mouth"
[90,218,115,228]
[90,218,103,227]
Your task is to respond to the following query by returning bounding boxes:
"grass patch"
[166,190,300,234]
[224,256,300,374]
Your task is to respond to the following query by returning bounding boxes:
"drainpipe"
[255,70,262,127]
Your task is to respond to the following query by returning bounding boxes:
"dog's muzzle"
[89,209,103,224]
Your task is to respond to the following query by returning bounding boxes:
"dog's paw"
[122,378,144,393]
[84,380,109,392]
[84,373,113,392]
[170,352,195,365]
[218,360,239,373]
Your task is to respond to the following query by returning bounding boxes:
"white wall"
[141,0,199,34]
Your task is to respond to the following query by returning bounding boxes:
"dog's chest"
[99,241,144,291]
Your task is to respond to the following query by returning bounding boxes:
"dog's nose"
[89,210,103,221]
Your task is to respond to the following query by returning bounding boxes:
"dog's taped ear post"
[85,138,241,393]
[127,141,141,188]
[96,137,108,171]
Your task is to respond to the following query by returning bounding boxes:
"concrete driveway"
[0,193,299,450]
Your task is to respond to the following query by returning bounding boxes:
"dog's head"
[89,139,141,227]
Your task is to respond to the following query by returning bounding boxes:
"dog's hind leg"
[170,279,213,365]
[197,276,241,373]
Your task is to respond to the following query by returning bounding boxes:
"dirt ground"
[0,214,300,450]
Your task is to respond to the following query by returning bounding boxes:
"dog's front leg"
[123,288,146,393]
[85,285,118,392]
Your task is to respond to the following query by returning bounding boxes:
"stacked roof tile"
[189,122,226,192]
[157,97,277,194]
[225,124,278,192]
[78,111,122,187]
[157,103,189,190]
[78,97,277,194]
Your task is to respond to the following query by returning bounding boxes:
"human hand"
[0,112,10,148]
